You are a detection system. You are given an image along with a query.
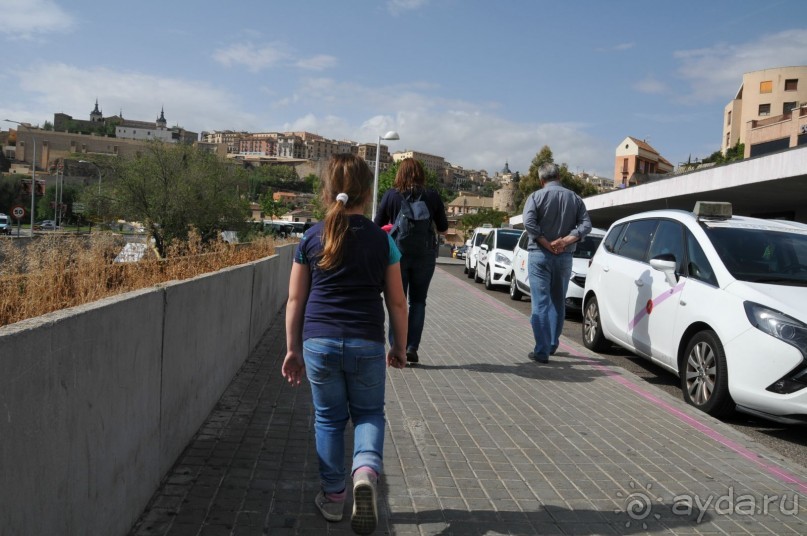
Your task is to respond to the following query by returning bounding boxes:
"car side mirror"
[649,254,678,287]
[481,244,489,251]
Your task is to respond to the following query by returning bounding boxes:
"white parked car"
[475,227,524,290]
[583,202,807,423]
[509,228,606,312]
[464,225,494,279]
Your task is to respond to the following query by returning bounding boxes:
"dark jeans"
[389,252,436,352]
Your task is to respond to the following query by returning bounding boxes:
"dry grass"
[0,230,281,328]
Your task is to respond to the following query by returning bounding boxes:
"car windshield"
[496,231,522,251]
[573,235,603,259]
[704,225,807,285]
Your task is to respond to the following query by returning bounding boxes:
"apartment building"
[723,66,807,153]
[201,130,247,153]
[392,149,446,175]
[357,143,394,173]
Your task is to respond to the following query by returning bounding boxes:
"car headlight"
[744,301,807,356]
[745,302,807,394]
[495,253,511,267]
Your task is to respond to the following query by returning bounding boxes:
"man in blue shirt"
[522,163,592,363]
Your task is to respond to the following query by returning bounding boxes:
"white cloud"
[675,28,807,103]
[296,55,338,71]
[387,0,429,15]
[272,78,613,176]
[212,42,289,73]
[0,0,75,38]
[633,76,667,94]
[12,63,260,133]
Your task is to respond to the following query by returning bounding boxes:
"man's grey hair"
[538,163,559,182]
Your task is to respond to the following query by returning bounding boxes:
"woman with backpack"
[373,158,448,365]
[282,153,408,534]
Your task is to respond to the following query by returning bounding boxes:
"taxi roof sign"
[694,201,732,220]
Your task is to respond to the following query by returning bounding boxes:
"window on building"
[784,102,798,114]
[622,158,628,172]
[727,111,731,125]
[758,103,771,116]
[760,80,773,94]
[785,79,798,91]
[726,132,730,147]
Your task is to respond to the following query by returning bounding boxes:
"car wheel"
[485,269,494,290]
[582,296,609,352]
[467,263,475,279]
[509,274,523,301]
[681,330,734,418]
[474,265,483,283]
[463,264,468,274]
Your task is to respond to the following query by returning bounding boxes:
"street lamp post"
[4,119,37,232]
[372,131,400,218]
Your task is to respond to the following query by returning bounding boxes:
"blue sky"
[3,0,807,178]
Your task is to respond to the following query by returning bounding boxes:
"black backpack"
[391,191,434,255]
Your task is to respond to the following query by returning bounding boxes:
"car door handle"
[634,279,644,287]
[602,266,609,272]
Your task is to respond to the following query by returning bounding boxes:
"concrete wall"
[0,244,294,536]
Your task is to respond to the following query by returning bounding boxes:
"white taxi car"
[475,227,523,290]
[464,225,494,279]
[509,228,606,311]
[583,202,807,423]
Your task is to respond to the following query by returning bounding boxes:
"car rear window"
[496,230,522,251]
[474,232,489,246]
[574,235,603,259]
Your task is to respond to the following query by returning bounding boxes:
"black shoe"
[528,352,549,364]
[406,350,419,364]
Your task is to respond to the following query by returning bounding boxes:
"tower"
[156,106,167,130]
[90,99,103,122]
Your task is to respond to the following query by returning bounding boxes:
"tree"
[458,209,509,233]
[111,141,250,257]
[703,142,745,165]
[518,145,597,211]
[259,188,289,221]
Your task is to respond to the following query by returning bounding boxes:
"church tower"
[156,107,167,130]
[90,99,103,122]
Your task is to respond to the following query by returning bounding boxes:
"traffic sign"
[11,205,25,220]
[73,202,86,214]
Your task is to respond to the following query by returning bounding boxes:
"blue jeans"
[389,253,436,351]
[528,249,573,359]
[303,337,387,494]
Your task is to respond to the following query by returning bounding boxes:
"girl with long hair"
[283,153,408,534]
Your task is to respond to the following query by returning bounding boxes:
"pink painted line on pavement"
[437,268,807,494]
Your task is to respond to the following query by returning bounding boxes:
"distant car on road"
[509,228,606,311]
[35,220,58,231]
[0,213,10,235]
[583,201,807,423]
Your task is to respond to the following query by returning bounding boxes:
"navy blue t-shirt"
[295,214,401,342]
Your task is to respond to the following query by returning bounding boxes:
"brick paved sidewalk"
[131,268,807,535]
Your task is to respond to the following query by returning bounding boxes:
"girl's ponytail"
[318,155,373,270]
[319,192,349,270]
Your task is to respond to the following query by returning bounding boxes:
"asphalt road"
[438,258,807,471]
